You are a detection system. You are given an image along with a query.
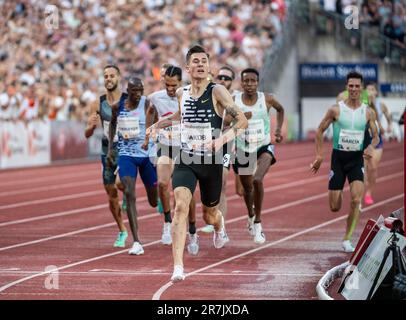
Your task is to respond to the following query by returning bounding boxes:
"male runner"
[233,68,285,245]
[145,66,199,254]
[146,45,248,281]
[108,77,158,255]
[201,65,243,234]
[363,82,392,205]
[311,71,379,252]
[84,65,128,248]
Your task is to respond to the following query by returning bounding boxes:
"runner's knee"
[253,177,263,188]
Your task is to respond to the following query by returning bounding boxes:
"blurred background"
[0,0,405,169]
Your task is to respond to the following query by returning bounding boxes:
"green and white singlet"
[235,91,271,153]
[333,101,368,152]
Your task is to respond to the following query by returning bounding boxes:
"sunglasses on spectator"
[216,75,233,81]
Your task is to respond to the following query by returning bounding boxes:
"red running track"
[0,141,403,300]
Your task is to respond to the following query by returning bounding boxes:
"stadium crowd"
[319,0,406,43]
[0,0,286,122]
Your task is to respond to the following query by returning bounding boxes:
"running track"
[0,141,403,300]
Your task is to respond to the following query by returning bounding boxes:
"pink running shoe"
[364,194,374,205]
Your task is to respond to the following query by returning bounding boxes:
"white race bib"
[158,124,181,146]
[338,129,364,151]
[244,119,265,144]
[117,116,140,139]
[103,120,118,142]
[181,122,212,151]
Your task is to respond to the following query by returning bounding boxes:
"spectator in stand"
[0,1,285,122]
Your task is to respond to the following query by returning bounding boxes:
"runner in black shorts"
[233,68,285,245]
[84,65,128,248]
[201,65,238,234]
[145,66,198,254]
[311,71,379,253]
[146,45,248,282]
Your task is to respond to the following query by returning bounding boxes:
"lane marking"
[0,178,402,294]
[152,194,404,300]
[0,172,402,252]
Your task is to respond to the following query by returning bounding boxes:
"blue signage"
[380,83,406,94]
[300,63,378,81]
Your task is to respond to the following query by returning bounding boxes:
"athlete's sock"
[164,211,172,223]
[189,222,196,235]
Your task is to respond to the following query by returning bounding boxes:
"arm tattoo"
[225,106,238,119]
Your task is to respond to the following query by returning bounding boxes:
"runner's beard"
[106,83,118,92]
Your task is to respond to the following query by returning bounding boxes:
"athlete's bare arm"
[142,99,153,150]
[311,105,339,173]
[212,85,248,150]
[265,94,285,143]
[84,100,100,138]
[364,108,379,159]
[381,102,393,133]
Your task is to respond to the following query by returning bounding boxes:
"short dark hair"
[186,45,209,64]
[346,71,363,84]
[241,68,259,80]
[165,66,182,81]
[219,66,235,80]
[104,64,120,74]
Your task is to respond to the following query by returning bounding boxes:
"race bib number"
[117,116,140,139]
[338,129,364,151]
[244,119,265,144]
[103,120,118,142]
[181,122,212,151]
[158,124,181,146]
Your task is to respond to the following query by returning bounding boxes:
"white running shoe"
[201,224,215,233]
[171,265,185,282]
[187,233,199,255]
[213,216,229,249]
[161,222,172,245]
[253,223,266,244]
[247,216,255,236]
[128,242,144,255]
[342,240,355,253]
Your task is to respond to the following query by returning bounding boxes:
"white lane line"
[1,156,402,225]
[0,270,324,277]
[0,171,402,252]
[0,179,101,197]
[0,142,399,188]
[0,170,99,188]
[0,175,402,294]
[152,194,404,300]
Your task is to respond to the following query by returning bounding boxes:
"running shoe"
[187,233,199,255]
[213,216,229,249]
[247,216,255,236]
[364,194,374,205]
[253,223,266,244]
[128,242,144,255]
[201,224,215,233]
[171,265,185,282]
[157,198,164,214]
[113,231,128,248]
[342,240,355,253]
[161,222,172,245]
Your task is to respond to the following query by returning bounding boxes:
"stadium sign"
[380,83,406,94]
[300,63,378,82]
